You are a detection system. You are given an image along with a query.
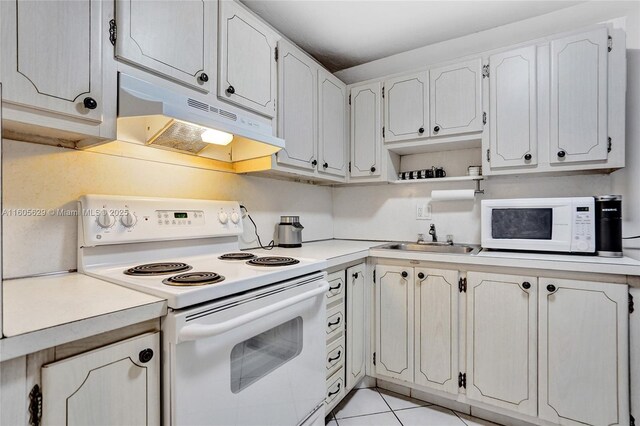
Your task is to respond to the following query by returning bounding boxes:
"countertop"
[1,273,167,361]
[252,239,382,268]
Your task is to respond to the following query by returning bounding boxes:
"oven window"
[492,208,553,239]
[230,317,303,393]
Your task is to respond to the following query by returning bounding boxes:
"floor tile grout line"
[452,409,471,426]
[333,410,392,421]
[375,387,405,426]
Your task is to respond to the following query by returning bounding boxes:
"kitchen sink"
[376,242,481,255]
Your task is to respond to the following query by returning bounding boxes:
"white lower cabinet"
[41,332,160,425]
[538,278,629,426]
[324,269,347,414]
[346,263,366,389]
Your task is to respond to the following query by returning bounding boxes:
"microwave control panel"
[571,199,596,253]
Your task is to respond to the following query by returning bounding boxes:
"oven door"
[163,273,328,426]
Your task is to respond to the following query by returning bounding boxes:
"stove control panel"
[78,195,243,246]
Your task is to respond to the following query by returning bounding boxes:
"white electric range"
[78,195,328,426]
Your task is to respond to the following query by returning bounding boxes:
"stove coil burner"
[124,262,192,276]
[162,272,225,286]
[247,256,300,267]
[218,252,257,261]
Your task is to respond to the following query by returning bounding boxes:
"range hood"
[117,74,284,163]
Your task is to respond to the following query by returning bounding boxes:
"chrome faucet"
[429,224,437,242]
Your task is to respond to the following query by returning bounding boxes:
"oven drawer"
[326,337,345,378]
[325,368,346,414]
[326,271,345,302]
[326,305,344,341]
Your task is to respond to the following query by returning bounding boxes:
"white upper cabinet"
[350,82,382,178]
[115,0,214,92]
[276,40,317,171]
[538,278,628,426]
[318,69,348,178]
[346,263,366,389]
[218,0,278,117]
[429,58,483,137]
[466,272,538,417]
[550,28,609,165]
[383,71,429,142]
[489,46,537,169]
[1,0,104,122]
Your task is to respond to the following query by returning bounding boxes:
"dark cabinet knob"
[83,97,97,110]
[418,272,425,279]
[522,281,531,289]
[138,348,154,363]
[226,85,235,95]
[198,72,209,83]
[418,127,425,134]
[401,271,408,278]
[433,125,440,133]
[352,272,359,279]
[311,159,318,166]
[323,162,328,169]
[370,166,376,173]
[557,150,566,158]
[547,284,556,293]
[524,153,532,161]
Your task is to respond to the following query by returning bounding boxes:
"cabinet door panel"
[346,263,366,389]
[414,268,458,394]
[1,0,103,122]
[489,46,537,169]
[218,0,277,117]
[318,69,347,178]
[384,71,429,142]
[42,333,160,425]
[116,0,213,91]
[466,272,537,416]
[430,58,483,136]
[375,265,413,382]
[350,83,381,178]
[539,278,628,426]
[276,41,317,171]
[550,28,608,164]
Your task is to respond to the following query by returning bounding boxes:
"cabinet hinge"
[373,269,376,283]
[382,86,385,98]
[109,18,117,46]
[630,414,635,426]
[382,126,385,138]
[630,294,635,314]
[608,137,612,153]
[482,112,487,125]
[373,352,376,366]
[458,277,467,293]
[608,35,613,52]
[482,64,490,78]
[486,149,491,162]
[349,94,351,105]
[458,372,467,389]
[274,46,278,62]
[28,384,42,426]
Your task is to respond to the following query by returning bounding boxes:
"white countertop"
[252,239,382,268]
[1,273,167,361]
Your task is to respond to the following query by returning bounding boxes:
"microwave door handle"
[178,281,330,342]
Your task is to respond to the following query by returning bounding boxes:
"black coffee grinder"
[595,195,623,257]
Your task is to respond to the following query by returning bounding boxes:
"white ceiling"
[240,1,583,72]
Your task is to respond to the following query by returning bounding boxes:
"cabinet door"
[318,69,348,179]
[466,272,537,416]
[276,40,317,171]
[384,71,429,142]
[350,82,382,178]
[430,58,483,136]
[42,333,160,425]
[539,278,628,426]
[115,0,214,92]
[489,46,537,169]
[218,0,277,117]
[414,268,458,394]
[346,263,366,389]
[550,28,608,164]
[1,0,103,122]
[375,265,413,382]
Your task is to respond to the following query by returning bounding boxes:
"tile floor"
[327,388,501,426]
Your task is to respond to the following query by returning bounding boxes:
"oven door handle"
[178,281,330,342]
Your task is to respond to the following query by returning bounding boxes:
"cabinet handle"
[311,159,318,167]
[323,162,329,169]
[329,282,342,291]
[524,153,532,161]
[83,97,97,110]
[226,85,235,95]
[547,284,556,293]
[401,271,408,278]
[328,351,342,363]
[557,150,566,158]
[352,272,359,279]
[328,317,341,327]
[138,348,154,363]
[328,383,341,397]
[370,166,376,173]
[522,281,531,289]
[417,272,425,279]
[198,72,209,83]
[433,125,440,133]
[418,127,425,134]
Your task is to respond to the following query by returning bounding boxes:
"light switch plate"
[416,203,432,220]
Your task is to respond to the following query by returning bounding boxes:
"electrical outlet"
[416,203,432,220]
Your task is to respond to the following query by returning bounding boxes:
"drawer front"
[326,271,345,302]
[325,369,345,412]
[326,307,344,340]
[326,338,345,378]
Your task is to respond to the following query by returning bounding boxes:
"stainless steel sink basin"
[376,242,480,255]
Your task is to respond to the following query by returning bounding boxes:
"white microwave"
[481,197,596,254]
